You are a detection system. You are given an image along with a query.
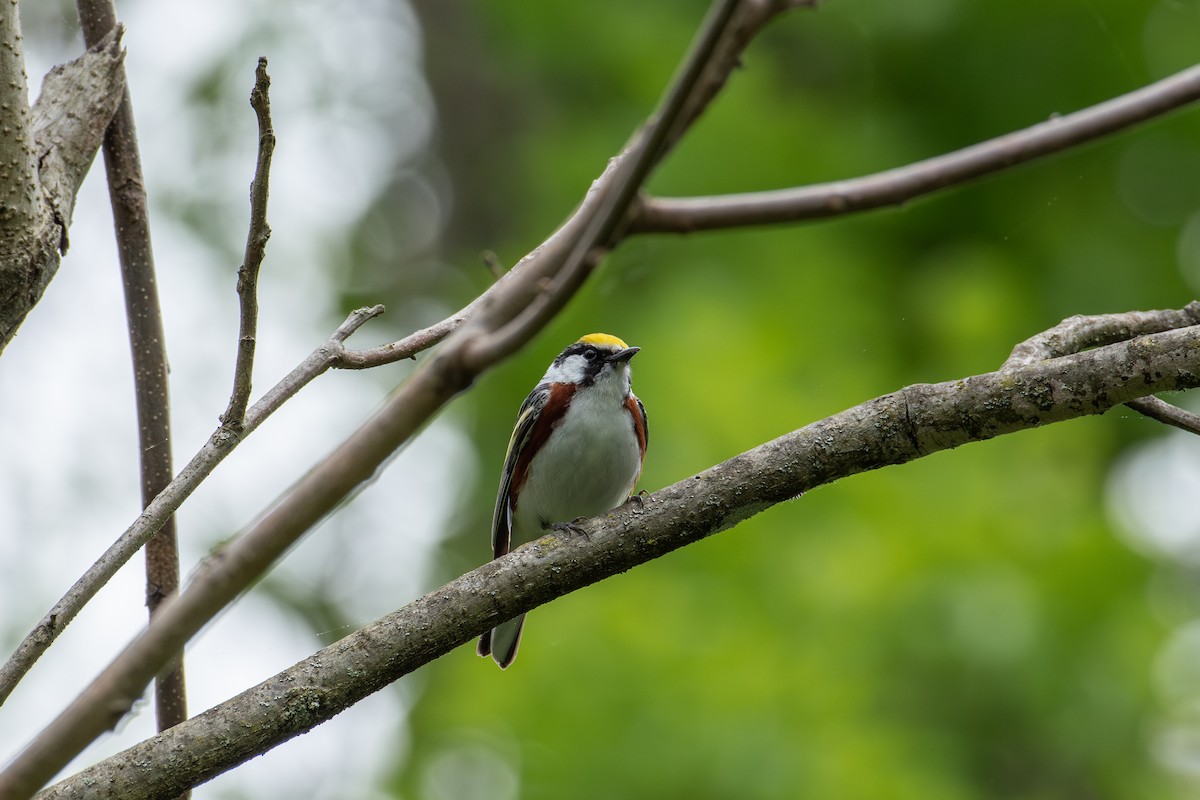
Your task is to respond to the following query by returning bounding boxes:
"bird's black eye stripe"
[554,342,607,369]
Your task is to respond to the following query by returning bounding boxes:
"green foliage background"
[381,1,1200,797]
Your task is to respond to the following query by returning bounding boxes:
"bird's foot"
[625,490,649,508]
[549,518,590,540]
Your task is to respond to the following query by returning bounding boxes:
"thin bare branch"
[655,0,816,161]
[0,306,384,710]
[459,0,769,369]
[631,64,1200,234]
[222,57,276,428]
[76,0,186,737]
[330,205,573,370]
[34,311,1200,800]
[334,290,478,368]
[1126,397,1200,436]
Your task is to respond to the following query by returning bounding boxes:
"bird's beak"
[608,346,640,364]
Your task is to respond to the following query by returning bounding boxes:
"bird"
[478,333,648,669]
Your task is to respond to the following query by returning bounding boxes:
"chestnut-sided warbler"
[477,333,648,669]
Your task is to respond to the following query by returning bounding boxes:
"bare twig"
[330,217,566,369]
[332,303,469,367]
[0,306,384,709]
[34,311,1200,800]
[1126,397,1200,436]
[222,58,276,428]
[75,0,186,738]
[631,64,1200,234]
[1002,301,1200,436]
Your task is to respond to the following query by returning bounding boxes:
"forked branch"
[332,63,1200,371]
[1003,301,1200,436]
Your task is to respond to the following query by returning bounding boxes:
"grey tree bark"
[0,25,124,351]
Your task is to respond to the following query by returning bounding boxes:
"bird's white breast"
[514,381,641,541]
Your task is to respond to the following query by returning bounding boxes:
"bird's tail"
[477,614,525,669]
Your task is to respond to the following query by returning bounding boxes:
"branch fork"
[1003,301,1200,435]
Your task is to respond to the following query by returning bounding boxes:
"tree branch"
[1002,301,1200,436]
[333,1,815,372]
[653,0,818,162]
[0,305,383,710]
[630,63,1200,234]
[0,26,124,351]
[1003,302,1200,367]
[222,57,276,428]
[459,0,767,369]
[76,0,187,740]
[1125,396,1200,436]
[33,309,1200,800]
[29,29,124,237]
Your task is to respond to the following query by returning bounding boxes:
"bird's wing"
[619,392,649,496]
[492,384,551,558]
[634,394,648,453]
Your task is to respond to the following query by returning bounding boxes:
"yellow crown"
[577,333,629,349]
